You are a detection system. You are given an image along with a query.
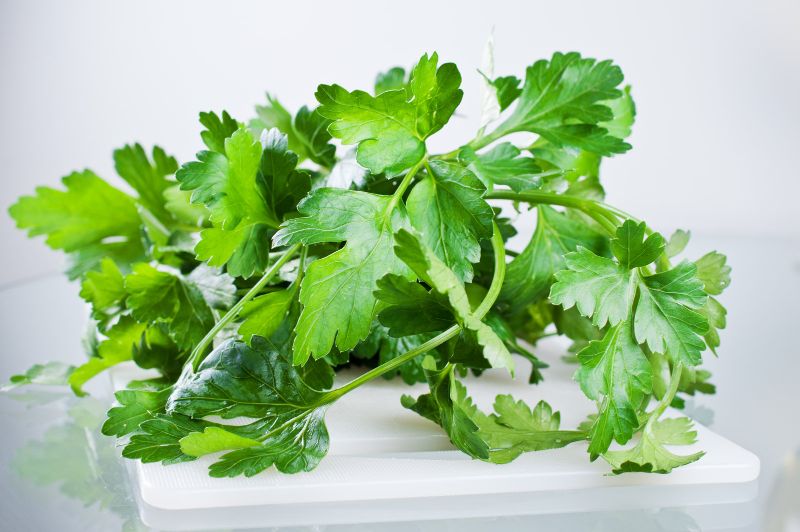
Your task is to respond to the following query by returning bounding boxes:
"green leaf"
[549,248,635,328]
[207,414,328,477]
[102,386,171,437]
[180,427,260,457]
[634,262,709,366]
[125,263,214,350]
[491,52,629,155]
[8,170,144,272]
[177,127,275,277]
[251,95,293,140]
[503,205,607,312]
[199,110,239,154]
[1,362,75,392]
[472,397,586,463]
[293,105,336,167]
[602,85,636,140]
[664,229,691,258]
[168,337,325,418]
[459,143,555,192]
[69,317,146,396]
[375,66,407,94]
[375,274,453,336]
[238,288,297,342]
[122,414,206,465]
[576,320,652,456]
[406,161,494,282]
[274,188,411,363]
[167,338,330,476]
[492,75,522,111]
[694,252,731,296]
[113,144,178,225]
[79,257,126,329]
[603,417,704,474]
[258,128,312,223]
[317,52,462,174]
[185,264,237,309]
[163,184,209,226]
[393,229,514,374]
[401,360,489,459]
[251,97,335,167]
[699,296,727,354]
[315,84,422,174]
[610,220,665,269]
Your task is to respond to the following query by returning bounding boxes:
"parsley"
[5,45,730,477]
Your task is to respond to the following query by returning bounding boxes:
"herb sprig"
[5,46,730,477]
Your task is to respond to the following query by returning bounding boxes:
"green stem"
[653,361,683,419]
[320,222,508,403]
[384,158,426,218]
[187,244,301,371]
[486,190,619,235]
[466,125,509,152]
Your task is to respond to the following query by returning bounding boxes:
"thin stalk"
[486,189,619,235]
[320,222,508,403]
[187,244,301,371]
[384,158,426,218]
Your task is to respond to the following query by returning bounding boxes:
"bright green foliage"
[200,110,239,154]
[603,417,704,474]
[460,143,556,192]
[251,96,336,168]
[406,161,494,282]
[550,220,720,455]
[8,170,144,277]
[167,338,330,476]
[125,263,215,350]
[576,320,652,456]
[374,274,453,336]
[401,359,489,459]
[4,47,732,479]
[491,52,629,155]
[177,126,278,278]
[393,229,514,374]
[274,188,411,363]
[472,397,586,463]
[113,144,178,225]
[317,52,462,174]
[503,206,607,313]
[79,258,127,329]
[375,67,407,94]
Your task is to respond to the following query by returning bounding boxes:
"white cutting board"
[112,353,759,529]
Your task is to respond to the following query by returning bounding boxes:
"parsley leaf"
[393,229,514,374]
[472,397,586,463]
[167,337,330,476]
[406,161,494,282]
[113,144,179,226]
[274,188,412,363]
[8,170,144,277]
[401,359,489,459]
[603,417,704,474]
[489,52,629,155]
[317,52,462,174]
[125,263,215,350]
[502,205,607,313]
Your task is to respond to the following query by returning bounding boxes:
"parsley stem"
[320,223,507,403]
[385,158,426,218]
[486,189,619,235]
[187,243,301,371]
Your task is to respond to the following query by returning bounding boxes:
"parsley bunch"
[6,49,730,477]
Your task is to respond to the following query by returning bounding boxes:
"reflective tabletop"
[1,234,798,532]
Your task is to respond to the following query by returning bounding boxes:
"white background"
[1,0,799,284]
